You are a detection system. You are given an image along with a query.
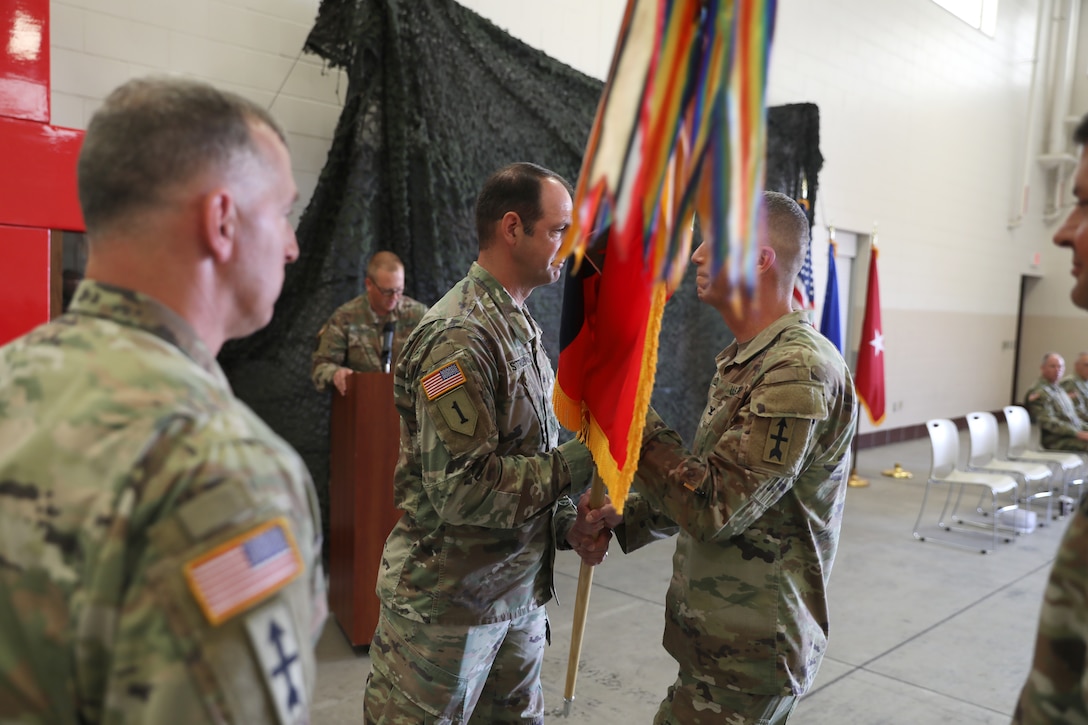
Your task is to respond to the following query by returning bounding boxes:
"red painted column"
[0,226,50,342]
[0,0,85,346]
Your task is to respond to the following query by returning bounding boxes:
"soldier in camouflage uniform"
[1024,352,1088,453]
[362,163,605,724]
[310,251,429,393]
[1015,113,1088,724]
[0,77,326,724]
[591,192,857,724]
[1060,352,1088,423]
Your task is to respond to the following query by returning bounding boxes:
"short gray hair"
[77,76,286,235]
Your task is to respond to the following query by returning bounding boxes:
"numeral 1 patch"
[437,387,478,435]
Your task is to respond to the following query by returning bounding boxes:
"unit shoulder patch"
[435,387,478,435]
[762,416,796,464]
[245,602,308,725]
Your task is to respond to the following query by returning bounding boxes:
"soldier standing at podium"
[362,163,607,723]
[310,251,428,393]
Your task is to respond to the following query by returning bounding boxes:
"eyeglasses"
[368,277,404,298]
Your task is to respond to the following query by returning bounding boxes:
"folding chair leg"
[914,481,1013,554]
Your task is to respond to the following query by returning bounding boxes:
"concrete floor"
[311,430,1070,723]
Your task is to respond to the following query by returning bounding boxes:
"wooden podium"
[328,372,402,647]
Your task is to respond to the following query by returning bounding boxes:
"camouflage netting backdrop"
[218,0,823,542]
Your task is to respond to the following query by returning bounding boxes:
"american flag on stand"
[793,242,815,317]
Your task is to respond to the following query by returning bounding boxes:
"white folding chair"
[1003,405,1086,516]
[965,411,1053,524]
[913,419,1020,554]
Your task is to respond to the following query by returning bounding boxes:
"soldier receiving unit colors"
[362,163,608,724]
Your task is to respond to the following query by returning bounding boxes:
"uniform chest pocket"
[509,364,548,445]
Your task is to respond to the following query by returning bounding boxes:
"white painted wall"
[47,0,1088,433]
[49,0,347,225]
[460,0,1083,434]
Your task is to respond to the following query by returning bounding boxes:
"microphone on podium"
[380,321,396,373]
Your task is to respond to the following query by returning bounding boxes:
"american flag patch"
[421,361,466,400]
[184,518,303,626]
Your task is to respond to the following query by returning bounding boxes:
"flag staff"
[849,225,882,488]
[563,474,605,717]
[848,440,869,487]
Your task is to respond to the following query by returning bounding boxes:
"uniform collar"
[359,293,405,326]
[468,262,537,344]
[68,279,222,376]
[718,310,809,367]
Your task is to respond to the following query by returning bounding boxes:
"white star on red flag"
[870,330,884,356]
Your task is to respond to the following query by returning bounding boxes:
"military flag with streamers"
[554,0,779,713]
[553,0,778,512]
[855,242,885,424]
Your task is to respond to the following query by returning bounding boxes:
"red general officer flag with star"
[855,244,885,424]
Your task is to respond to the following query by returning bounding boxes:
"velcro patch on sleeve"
[762,417,797,464]
[421,361,467,400]
[435,387,478,435]
[246,602,309,725]
[184,518,303,626]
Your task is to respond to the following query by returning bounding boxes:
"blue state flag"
[819,241,843,354]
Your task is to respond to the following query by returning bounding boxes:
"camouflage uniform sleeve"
[613,489,680,553]
[1062,380,1088,423]
[551,486,581,550]
[89,419,326,724]
[1014,497,1088,723]
[1029,388,1081,437]
[630,368,827,544]
[310,309,349,392]
[411,327,593,529]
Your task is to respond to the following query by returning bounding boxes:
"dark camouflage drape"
[219,0,822,540]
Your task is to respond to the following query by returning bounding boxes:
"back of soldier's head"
[77,76,286,237]
[761,190,809,285]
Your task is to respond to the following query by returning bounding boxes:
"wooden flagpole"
[562,474,606,717]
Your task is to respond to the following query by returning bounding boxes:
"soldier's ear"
[757,245,776,272]
[201,188,237,263]
[500,212,520,247]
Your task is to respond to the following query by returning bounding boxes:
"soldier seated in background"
[310,250,428,395]
[1024,352,1088,452]
[1059,351,1088,422]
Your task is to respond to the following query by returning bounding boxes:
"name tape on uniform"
[184,518,303,626]
[422,361,466,400]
